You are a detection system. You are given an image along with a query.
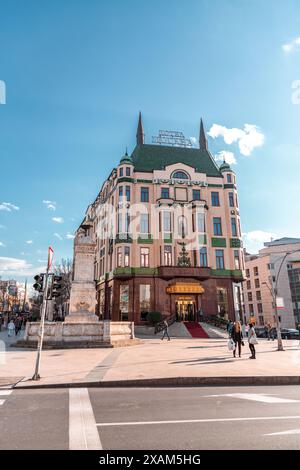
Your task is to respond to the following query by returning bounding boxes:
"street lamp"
[262,248,300,352]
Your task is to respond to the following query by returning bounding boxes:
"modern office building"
[75,114,245,324]
[242,237,300,328]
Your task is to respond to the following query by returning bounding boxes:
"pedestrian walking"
[227,320,234,337]
[248,323,258,359]
[15,317,22,336]
[161,320,170,341]
[7,319,15,337]
[231,321,243,358]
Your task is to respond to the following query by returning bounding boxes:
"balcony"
[156,197,175,206]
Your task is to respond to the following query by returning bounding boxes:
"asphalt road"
[1,385,300,450]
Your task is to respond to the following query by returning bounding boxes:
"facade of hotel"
[75,114,245,325]
[242,237,300,329]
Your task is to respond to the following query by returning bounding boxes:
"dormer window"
[171,170,190,180]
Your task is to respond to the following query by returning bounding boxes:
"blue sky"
[1,0,300,283]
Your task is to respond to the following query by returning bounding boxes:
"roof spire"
[199,118,208,150]
[136,111,145,145]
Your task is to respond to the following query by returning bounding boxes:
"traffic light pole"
[32,268,50,381]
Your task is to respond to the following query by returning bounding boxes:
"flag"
[47,246,54,270]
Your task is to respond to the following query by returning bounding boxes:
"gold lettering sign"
[166,283,205,294]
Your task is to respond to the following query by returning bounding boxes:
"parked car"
[254,327,268,338]
[280,328,300,340]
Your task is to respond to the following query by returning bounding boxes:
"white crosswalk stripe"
[203,393,300,403]
[265,428,300,436]
[0,389,13,406]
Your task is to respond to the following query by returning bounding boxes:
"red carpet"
[184,322,209,338]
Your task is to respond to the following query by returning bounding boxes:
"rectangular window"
[211,192,220,206]
[246,269,250,278]
[161,188,170,199]
[200,247,208,267]
[119,186,123,198]
[255,278,260,288]
[140,247,150,267]
[124,246,130,267]
[229,192,234,207]
[231,218,237,237]
[213,217,222,236]
[117,247,122,267]
[234,250,240,269]
[216,249,225,269]
[217,287,228,317]
[256,291,262,301]
[248,292,253,302]
[119,285,129,321]
[125,212,130,233]
[163,211,171,232]
[140,284,151,321]
[125,186,131,201]
[193,189,201,201]
[197,212,205,232]
[140,214,149,234]
[164,245,172,266]
[126,167,131,176]
[247,280,251,290]
[258,303,263,313]
[141,187,149,202]
[254,266,259,276]
[227,174,232,183]
[117,212,123,233]
[249,304,254,314]
[119,168,123,177]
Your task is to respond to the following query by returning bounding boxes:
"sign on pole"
[276,297,285,310]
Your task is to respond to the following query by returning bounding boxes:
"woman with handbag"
[248,323,258,359]
[231,321,243,358]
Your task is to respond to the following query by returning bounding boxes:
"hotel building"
[76,114,245,324]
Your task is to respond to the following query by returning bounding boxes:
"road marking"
[203,393,300,403]
[0,390,12,396]
[0,400,5,406]
[265,429,300,436]
[69,388,102,450]
[96,415,300,427]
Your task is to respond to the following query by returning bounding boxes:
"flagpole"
[32,246,54,381]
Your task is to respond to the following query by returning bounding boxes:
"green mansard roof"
[131,144,222,177]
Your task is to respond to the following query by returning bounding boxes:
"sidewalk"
[1,330,300,388]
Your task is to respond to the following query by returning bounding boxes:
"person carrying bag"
[248,323,258,359]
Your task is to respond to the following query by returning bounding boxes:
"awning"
[166,282,205,294]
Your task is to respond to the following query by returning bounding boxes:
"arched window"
[171,170,190,180]
[178,215,187,238]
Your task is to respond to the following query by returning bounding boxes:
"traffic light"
[33,274,44,292]
[51,275,63,298]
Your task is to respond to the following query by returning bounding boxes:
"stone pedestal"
[66,232,98,325]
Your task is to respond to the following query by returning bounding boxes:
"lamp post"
[262,248,300,352]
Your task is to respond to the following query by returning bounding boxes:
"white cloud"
[43,200,56,211]
[52,217,64,224]
[0,202,20,212]
[282,36,300,53]
[26,240,33,245]
[242,230,278,253]
[54,233,63,240]
[0,257,46,277]
[214,151,237,165]
[208,123,265,156]
[0,242,5,247]
[66,233,75,240]
[190,136,198,147]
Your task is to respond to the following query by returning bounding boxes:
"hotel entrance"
[175,297,196,322]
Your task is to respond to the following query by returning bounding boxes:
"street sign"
[276,297,285,310]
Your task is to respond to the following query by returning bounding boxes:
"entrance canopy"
[166,282,205,294]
